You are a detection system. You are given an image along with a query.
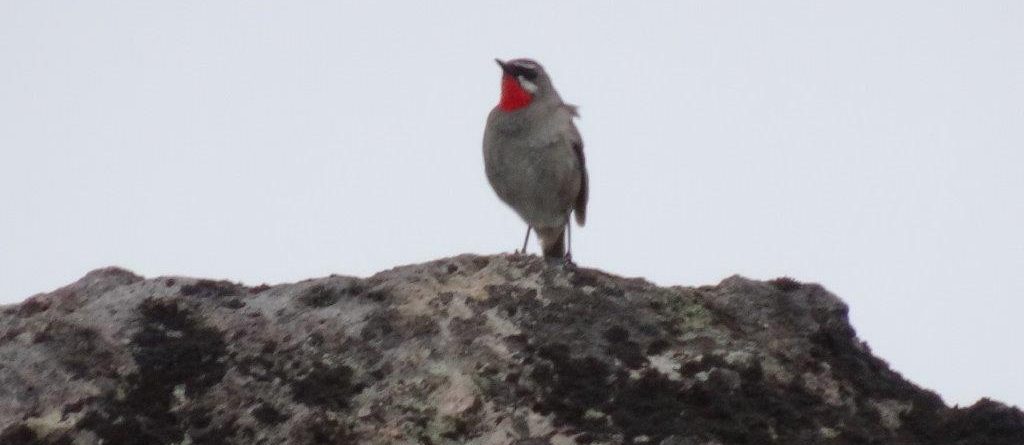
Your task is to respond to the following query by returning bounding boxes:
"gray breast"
[483,107,581,228]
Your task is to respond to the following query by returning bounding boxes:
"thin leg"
[519,226,532,254]
[565,220,573,262]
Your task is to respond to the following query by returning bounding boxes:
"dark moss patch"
[298,284,343,308]
[486,284,538,301]
[359,309,439,351]
[529,344,691,441]
[294,415,356,445]
[291,363,364,411]
[809,319,945,426]
[249,284,272,293]
[132,299,229,395]
[429,291,455,311]
[235,352,283,383]
[569,267,651,294]
[680,362,822,443]
[17,297,50,316]
[404,315,440,338]
[471,256,491,269]
[184,407,238,445]
[530,343,614,431]
[506,255,546,276]
[369,361,392,381]
[181,279,242,298]
[80,298,228,445]
[525,340,835,444]
[449,315,488,347]
[769,277,802,292]
[603,326,629,343]
[252,402,289,424]
[504,334,531,352]
[678,354,730,377]
[0,425,36,445]
[440,417,474,441]
[647,338,671,355]
[362,288,390,302]
[62,397,91,417]
[0,428,74,445]
[606,369,691,440]
[676,379,783,443]
[935,398,1024,445]
[32,320,113,379]
[261,340,278,353]
[602,326,646,369]
[0,323,23,345]
[360,310,397,348]
[529,343,693,441]
[568,268,605,288]
[297,281,371,307]
[305,331,325,347]
[483,285,542,322]
[222,298,245,309]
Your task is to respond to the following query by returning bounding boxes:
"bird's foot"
[543,254,576,270]
[563,253,577,270]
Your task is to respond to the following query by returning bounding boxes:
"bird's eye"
[508,63,539,80]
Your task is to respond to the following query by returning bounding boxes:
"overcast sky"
[2,1,1022,409]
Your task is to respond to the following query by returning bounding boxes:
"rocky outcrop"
[1,254,1021,444]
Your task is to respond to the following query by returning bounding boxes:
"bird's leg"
[564,220,574,264]
[518,226,532,255]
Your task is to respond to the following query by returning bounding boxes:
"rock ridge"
[1,254,1021,444]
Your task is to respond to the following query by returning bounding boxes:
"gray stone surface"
[1,255,1021,444]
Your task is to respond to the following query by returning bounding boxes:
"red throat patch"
[498,75,533,111]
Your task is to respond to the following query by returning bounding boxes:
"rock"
[0,254,1021,444]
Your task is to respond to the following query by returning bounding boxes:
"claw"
[563,253,576,269]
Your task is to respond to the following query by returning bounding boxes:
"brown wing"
[573,140,588,226]
[561,103,588,226]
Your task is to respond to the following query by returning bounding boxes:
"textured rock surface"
[1,254,1022,445]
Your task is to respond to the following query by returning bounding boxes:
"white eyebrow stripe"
[518,76,539,93]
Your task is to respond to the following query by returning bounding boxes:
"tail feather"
[536,227,565,258]
[572,140,588,227]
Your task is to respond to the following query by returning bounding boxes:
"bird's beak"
[495,59,512,75]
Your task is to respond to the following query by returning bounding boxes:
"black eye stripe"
[509,65,539,80]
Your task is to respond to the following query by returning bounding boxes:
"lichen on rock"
[1,255,1022,444]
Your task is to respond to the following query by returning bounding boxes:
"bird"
[483,58,588,261]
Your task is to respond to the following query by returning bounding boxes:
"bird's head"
[494,58,552,111]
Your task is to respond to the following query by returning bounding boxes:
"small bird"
[483,58,588,260]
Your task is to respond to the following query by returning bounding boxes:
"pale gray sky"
[2,1,1022,408]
